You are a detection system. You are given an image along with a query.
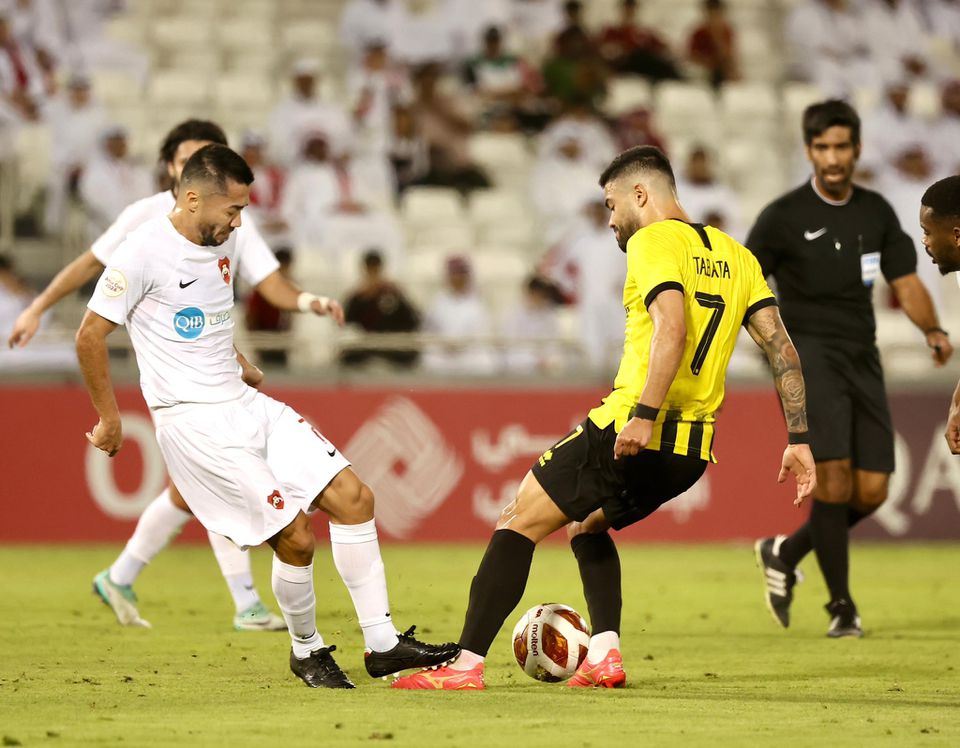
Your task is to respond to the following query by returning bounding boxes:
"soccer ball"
[512,603,590,682]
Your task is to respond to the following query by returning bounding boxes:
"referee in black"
[749,100,953,637]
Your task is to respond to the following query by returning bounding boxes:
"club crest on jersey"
[173,307,205,339]
[266,490,284,510]
[218,256,231,284]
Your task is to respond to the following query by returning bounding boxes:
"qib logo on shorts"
[173,307,205,339]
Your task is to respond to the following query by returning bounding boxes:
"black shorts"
[793,334,894,473]
[531,418,708,531]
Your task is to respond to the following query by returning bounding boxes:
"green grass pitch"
[1,543,958,747]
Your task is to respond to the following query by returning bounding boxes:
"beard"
[614,218,640,252]
[198,222,228,246]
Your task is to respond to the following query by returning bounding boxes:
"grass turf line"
[0,543,957,747]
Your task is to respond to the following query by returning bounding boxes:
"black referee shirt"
[745,179,917,342]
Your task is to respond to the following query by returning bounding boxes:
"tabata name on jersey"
[694,255,731,279]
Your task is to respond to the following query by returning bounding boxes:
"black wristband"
[632,403,659,421]
[925,327,948,337]
[787,431,810,445]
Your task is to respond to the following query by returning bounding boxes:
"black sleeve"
[877,196,918,282]
[745,203,783,278]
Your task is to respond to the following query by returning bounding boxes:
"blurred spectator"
[282,132,403,261]
[510,0,565,58]
[445,0,512,58]
[499,275,565,374]
[410,62,490,194]
[78,125,152,241]
[542,2,608,108]
[0,11,44,123]
[675,145,743,239]
[239,131,289,247]
[390,0,455,66]
[389,105,430,193]
[339,0,402,59]
[347,41,412,156]
[463,25,545,132]
[268,58,353,166]
[341,249,421,369]
[6,0,60,89]
[597,0,682,82]
[861,0,931,85]
[876,145,942,307]
[530,133,600,242]
[59,0,148,84]
[930,79,960,176]
[785,0,877,97]
[43,73,108,235]
[923,0,960,49]
[422,255,497,375]
[0,254,75,370]
[541,200,625,373]
[860,80,930,179]
[538,98,616,170]
[687,0,740,88]
[245,247,294,368]
[611,106,667,154]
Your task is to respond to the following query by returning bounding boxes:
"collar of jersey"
[809,175,852,207]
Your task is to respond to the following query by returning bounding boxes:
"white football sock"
[586,630,620,664]
[271,555,323,659]
[328,520,399,652]
[109,488,191,586]
[206,531,260,613]
[450,649,484,671]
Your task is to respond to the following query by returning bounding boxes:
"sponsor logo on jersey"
[173,307,205,339]
[266,490,284,510]
[101,268,127,297]
[803,228,827,241]
[218,256,231,284]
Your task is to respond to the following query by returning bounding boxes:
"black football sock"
[778,505,873,569]
[809,500,853,606]
[458,529,536,657]
[570,532,622,635]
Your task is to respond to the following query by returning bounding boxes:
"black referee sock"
[571,532,622,635]
[778,505,873,569]
[809,500,854,605]
[458,529,535,657]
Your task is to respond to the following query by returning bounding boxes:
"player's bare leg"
[312,467,459,678]
[565,510,626,688]
[93,482,283,631]
[267,511,354,688]
[392,470,570,690]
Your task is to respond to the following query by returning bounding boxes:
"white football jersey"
[90,190,279,286]
[88,216,250,408]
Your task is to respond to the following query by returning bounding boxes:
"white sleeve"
[90,199,152,265]
[236,213,280,286]
[86,241,148,326]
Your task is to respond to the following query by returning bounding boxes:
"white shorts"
[153,388,351,549]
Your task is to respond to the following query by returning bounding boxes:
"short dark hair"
[158,119,228,164]
[922,176,960,221]
[599,145,675,188]
[802,99,861,146]
[180,144,254,193]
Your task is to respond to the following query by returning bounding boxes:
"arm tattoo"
[748,308,808,433]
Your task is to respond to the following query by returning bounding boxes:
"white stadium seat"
[400,187,465,226]
[217,19,275,53]
[90,70,144,107]
[151,17,212,50]
[655,83,720,140]
[147,71,212,107]
[604,77,653,116]
[213,74,276,109]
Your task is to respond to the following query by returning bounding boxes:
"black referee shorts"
[793,334,895,473]
[531,419,707,531]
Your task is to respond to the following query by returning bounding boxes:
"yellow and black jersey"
[588,219,776,462]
